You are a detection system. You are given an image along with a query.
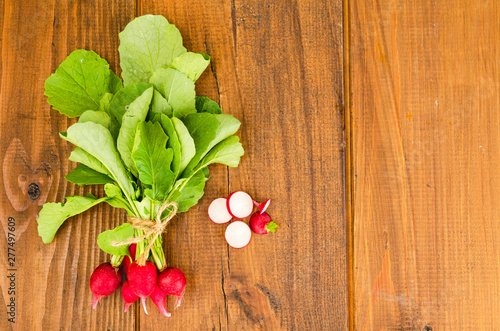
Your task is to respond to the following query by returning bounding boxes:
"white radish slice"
[253,199,271,214]
[226,191,254,219]
[208,198,232,224]
[225,221,252,249]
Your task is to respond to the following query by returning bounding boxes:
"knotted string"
[111,202,178,266]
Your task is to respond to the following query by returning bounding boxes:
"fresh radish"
[225,221,252,249]
[128,261,157,314]
[121,280,139,312]
[226,191,254,219]
[150,285,171,317]
[90,262,122,309]
[122,243,137,275]
[253,198,271,214]
[208,198,232,224]
[250,212,278,234]
[158,267,186,308]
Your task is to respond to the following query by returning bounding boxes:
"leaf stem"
[110,254,124,268]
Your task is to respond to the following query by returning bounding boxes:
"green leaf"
[98,93,121,140]
[109,71,124,93]
[266,221,278,233]
[110,82,151,124]
[171,170,206,212]
[196,135,244,169]
[132,121,175,201]
[133,196,153,219]
[180,113,219,175]
[99,93,114,112]
[119,15,187,85]
[158,114,181,177]
[182,113,241,176]
[150,89,173,117]
[195,96,222,114]
[65,164,114,186]
[202,166,210,181]
[104,183,133,214]
[69,147,111,177]
[150,68,196,117]
[97,223,135,256]
[171,117,195,175]
[78,110,111,129]
[62,122,135,199]
[44,49,118,117]
[117,86,154,177]
[170,52,210,81]
[210,114,242,153]
[37,195,108,243]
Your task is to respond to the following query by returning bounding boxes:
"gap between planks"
[343,0,355,330]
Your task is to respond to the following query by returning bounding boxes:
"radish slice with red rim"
[208,198,232,224]
[225,221,252,248]
[226,191,254,219]
[253,199,271,214]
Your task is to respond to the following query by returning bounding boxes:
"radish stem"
[110,254,124,268]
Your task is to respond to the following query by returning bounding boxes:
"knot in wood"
[27,183,41,200]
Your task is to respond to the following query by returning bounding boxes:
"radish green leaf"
[119,15,186,85]
[37,195,110,243]
[117,86,154,177]
[195,96,222,114]
[62,122,135,198]
[97,223,135,256]
[150,68,196,117]
[170,52,210,82]
[132,121,175,201]
[65,164,114,187]
[44,50,118,117]
[110,82,151,124]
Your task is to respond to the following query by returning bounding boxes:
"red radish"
[129,243,137,259]
[121,280,139,312]
[150,285,171,317]
[253,198,271,214]
[128,261,157,314]
[250,212,278,234]
[208,198,232,224]
[90,262,122,309]
[226,191,254,219]
[122,243,137,275]
[158,267,186,308]
[225,221,252,249]
[123,257,131,275]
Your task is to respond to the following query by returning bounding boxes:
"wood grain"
[140,0,347,330]
[0,0,136,330]
[350,0,500,329]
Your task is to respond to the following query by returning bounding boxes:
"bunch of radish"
[37,14,250,317]
[208,191,278,248]
[90,244,186,316]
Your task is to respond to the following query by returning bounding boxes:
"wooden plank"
[350,0,500,329]
[140,0,347,329]
[0,0,136,329]
[137,2,233,329]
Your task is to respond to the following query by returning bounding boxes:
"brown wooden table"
[0,0,499,330]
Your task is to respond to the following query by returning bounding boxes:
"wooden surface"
[0,0,346,330]
[2,0,500,330]
[350,0,500,330]
[0,0,137,330]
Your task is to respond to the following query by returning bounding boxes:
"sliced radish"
[226,191,254,219]
[253,199,271,214]
[225,221,252,249]
[208,198,232,224]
